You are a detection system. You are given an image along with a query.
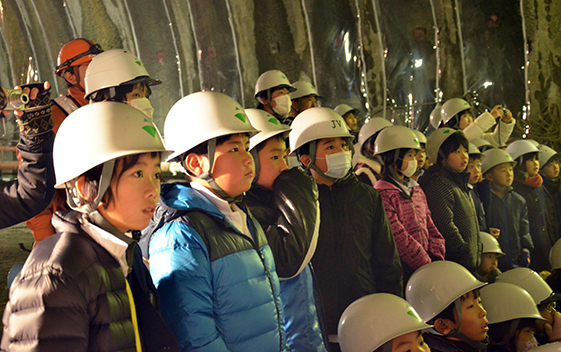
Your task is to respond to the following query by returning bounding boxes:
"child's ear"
[434,318,457,335]
[300,154,311,168]
[484,172,493,182]
[75,175,89,201]
[184,153,207,177]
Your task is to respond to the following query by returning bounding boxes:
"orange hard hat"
[55,38,103,76]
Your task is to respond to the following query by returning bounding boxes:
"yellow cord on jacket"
[125,279,142,352]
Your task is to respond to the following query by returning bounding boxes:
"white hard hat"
[538,144,559,169]
[471,138,495,152]
[246,108,290,151]
[405,261,486,322]
[529,342,561,352]
[334,103,359,118]
[425,128,466,163]
[551,239,561,271]
[254,70,295,97]
[84,49,161,100]
[481,148,516,174]
[374,125,421,155]
[412,129,427,145]
[440,98,472,126]
[495,268,561,305]
[480,232,505,256]
[480,282,547,325]
[54,101,170,188]
[468,142,485,161]
[506,140,540,161]
[357,117,393,155]
[429,103,443,129]
[338,293,431,352]
[289,80,321,100]
[164,91,258,162]
[289,107,353,154]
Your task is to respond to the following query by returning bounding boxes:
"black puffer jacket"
[513,180,555,272]
[244,167,320,278]
[1,210,177,352]
[419,164,482,272]
[0,131,55,229]
[312,172,402,335]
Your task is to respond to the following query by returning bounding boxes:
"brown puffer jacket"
[1,210,176,352]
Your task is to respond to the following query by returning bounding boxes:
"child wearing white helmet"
[255,69,296,124]
[481,282,548,352]
[411,129,430,182]
[480,148,533,271]
[373,125,445,285]
[289,107,402,352]
[289,80,321,116]
[406,261,489,352]
[419,128,482,272]
[141,91,290,351]
[84,48,162,121]
[243,108,327,351]
[338,293,432,352]
[538,144,561,242]
[438,98,515,147]
[508,140,556,272]
[496,268,561,344]
[547,239,561,304]
[477,232,506,282]
[334,103,360,138]
[353,116,393,186]
[1,102,178,351]
[466,142,490,233]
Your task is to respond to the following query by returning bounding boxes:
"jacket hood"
[52,210,83,235]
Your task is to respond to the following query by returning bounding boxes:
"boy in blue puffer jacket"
[141,92,290,352]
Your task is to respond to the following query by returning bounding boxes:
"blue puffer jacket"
[142,183,290,352]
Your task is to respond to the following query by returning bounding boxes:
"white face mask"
[128,97,154,122]
[401,159,418,178]
[317,151,352,179]
[517,336,538,352]
[272,94,292,117]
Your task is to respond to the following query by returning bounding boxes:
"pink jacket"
[374,179,445,271]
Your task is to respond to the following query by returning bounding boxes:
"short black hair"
[379,149,409,176]
[91,82,151,103]
[254,134,287,155]
[437,133,469,165]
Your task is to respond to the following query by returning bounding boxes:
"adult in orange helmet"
[23,38,103,247]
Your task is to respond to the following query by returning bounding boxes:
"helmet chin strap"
[66,160,115,215]
[445,298,489,351]
[197,138,243,204]
[303,141,341,183]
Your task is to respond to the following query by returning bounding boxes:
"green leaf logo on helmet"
[135,60,142,66]
[235,113,247,123]
[414,137,420,146]
[406,309,422,321]
[443,129,451,134]
[142,125,158,138]
[268,117,279,125]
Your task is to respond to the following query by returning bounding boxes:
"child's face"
[344,112,358,131]
[125,83,149,103]
[256,137,288,190]
[212,134,255,197]
[446,144,468,172]
[99,153,161,233]
[391,331,430,352]
[458,112,474,130]
[525,154,540,178]
[292,95,317,114]
[398,149,418,174]
[466,157,482,184]
[515,326,536,352]
[416,145,427,172]
[542,160,560,179]
[485,162,514,188]
[314,137,350,173]
[452,291,489,342]
[479,253,499,275]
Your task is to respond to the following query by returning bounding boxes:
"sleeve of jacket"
[378,190,431,271]
[148,222,230,352]
[520,202,534,250]
[0,131,55,229]
[463,112,496,142]
[482,118,515,148]
[1,267,90,351]
[423,181,473,270]
[266,168,320,278]
[368,188,403,296]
